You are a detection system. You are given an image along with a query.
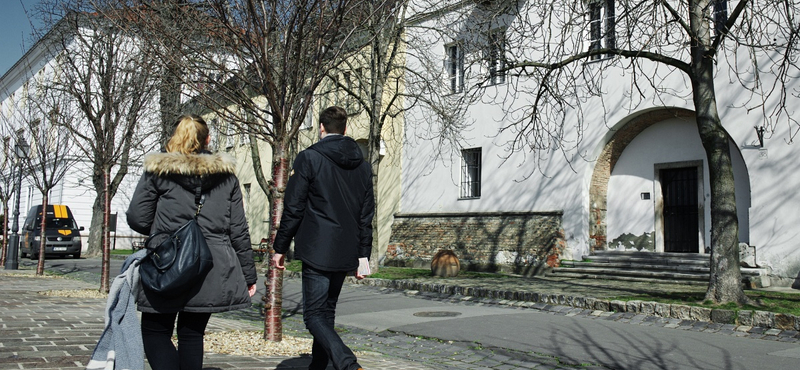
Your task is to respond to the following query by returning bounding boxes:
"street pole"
[5,157,23,270]
[5,138,28,270]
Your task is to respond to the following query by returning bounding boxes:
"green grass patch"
[368,266,510,280]
[369,267,433,279]
[373,267,509,280]
[284,260,302,272]
[282,262,506,280]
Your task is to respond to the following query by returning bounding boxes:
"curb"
[350,277,800,334]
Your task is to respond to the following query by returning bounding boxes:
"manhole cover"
[413,311,462,317]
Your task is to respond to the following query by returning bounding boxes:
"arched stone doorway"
[588,108,751,253]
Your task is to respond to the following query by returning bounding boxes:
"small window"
[208,118,219,150]
[225,121,235,150]
[30,119,41,144]
[243,183,251,211]
[714,0,728,36]
[588,0,615,60]
[446,43,464,93]
[487,31,506,85]
[342,71,357,110]
[460,148,481,199]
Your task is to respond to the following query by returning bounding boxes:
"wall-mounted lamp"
[754,125,765,148]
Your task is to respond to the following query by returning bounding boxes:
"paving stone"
[5,261,800,370]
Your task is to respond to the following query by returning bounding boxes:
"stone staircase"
[548,250,770,287]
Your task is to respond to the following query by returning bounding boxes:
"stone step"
[591,250,711,261]
[550,266,710,281]
[560,261,764,277]
[561,260,711,272]
[546,270,709,286]
[586,251,710,265]
[553,251,770,287]
[586,256,710,266]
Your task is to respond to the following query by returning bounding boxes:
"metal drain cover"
[413,311,462,317]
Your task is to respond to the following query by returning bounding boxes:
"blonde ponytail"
[166,115,209,154]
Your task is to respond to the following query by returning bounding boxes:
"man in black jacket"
[272,106,374,370]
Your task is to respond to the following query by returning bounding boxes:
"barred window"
[588,0,615,60]
[460,148,481,199]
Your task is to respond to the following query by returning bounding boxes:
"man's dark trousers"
[302,264,361,370]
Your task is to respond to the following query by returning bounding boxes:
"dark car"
[20,205,84,259]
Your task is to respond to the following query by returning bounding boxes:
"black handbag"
[140,192,214,295]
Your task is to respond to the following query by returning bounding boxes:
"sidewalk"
[3,260,799,370]
[0,269,438,370]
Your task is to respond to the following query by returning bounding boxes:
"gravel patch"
[40,289,108,299]
[205,330,312,357]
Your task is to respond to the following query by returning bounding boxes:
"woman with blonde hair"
[127,114,257,370]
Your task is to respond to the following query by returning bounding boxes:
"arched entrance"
[589,108,751,253]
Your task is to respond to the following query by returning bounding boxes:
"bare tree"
[35,1,160,290]
[0,125,18,267]
[410,0,799,304]
[321,0,413,271]
[13,76,78,276]
[113,0,372,340]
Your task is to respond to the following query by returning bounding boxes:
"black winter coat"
[273,135,374,272]
[126,151,257,313]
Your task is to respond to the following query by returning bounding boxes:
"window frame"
[446,42,465,94]
[487,30,506,85]
[460,147,482,199]
[588,0,615,61]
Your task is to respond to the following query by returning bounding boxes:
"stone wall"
[386,212,564,276]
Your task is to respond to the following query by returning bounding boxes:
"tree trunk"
[249,134,272,202]
[100,168,111,293]
[159,63,182,144]
[36,194,49,276]
[368,96,384,272]
[264,142,290,342]
[86,195,105,257]
[695,94,746,304]
[688,15,746,304]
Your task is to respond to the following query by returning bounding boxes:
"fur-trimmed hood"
[143,151,237,194]
[143,151,236,176]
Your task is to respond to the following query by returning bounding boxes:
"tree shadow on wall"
[792,271,800,290]
[447,213,562,277]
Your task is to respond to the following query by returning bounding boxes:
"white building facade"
[392,0,800,286]
[0,17,158,253]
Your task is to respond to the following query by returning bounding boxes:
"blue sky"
[0,0,43,76]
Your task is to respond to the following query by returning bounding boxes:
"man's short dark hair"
[320,106,347,134]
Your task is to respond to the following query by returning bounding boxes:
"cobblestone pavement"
[0,269,609,370]
[3,263,800,370]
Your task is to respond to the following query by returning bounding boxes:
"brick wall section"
[387,211,564,276]
[589,108,695,251]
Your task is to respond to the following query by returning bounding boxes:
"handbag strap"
[144,184,205,254]
[195,195,205,217]
[194,184,205,218]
